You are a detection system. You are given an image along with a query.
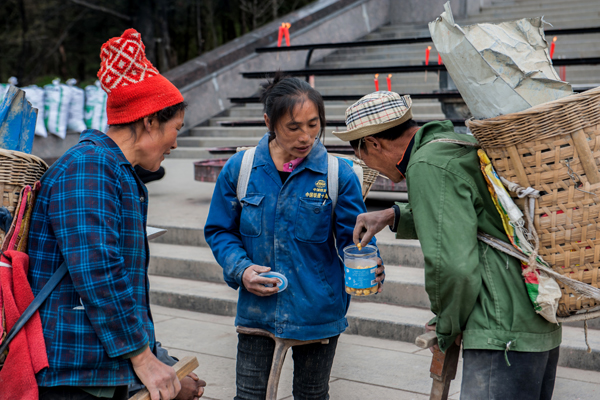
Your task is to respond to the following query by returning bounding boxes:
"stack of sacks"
[21,85,48,137]
[65,79,87,133]
[43,79,72,139]
[0,77,19,103]
[84,80,109,132]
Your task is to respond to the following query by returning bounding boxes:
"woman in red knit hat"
[27,29,204,400]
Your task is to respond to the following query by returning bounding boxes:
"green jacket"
[396,121,561,354]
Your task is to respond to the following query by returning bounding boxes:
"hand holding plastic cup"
[259,271,288,292]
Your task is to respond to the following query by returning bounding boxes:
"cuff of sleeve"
[428,316,438,326]
[389,205,401,232]
[395,202,418,239]
[235,259,255,288]
[122,342,149,360]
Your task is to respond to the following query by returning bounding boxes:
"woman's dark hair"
[110,101,188,139]
[350,118,418,150]
[260,72,326,142]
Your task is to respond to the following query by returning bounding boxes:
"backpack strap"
[0,262,67,357]
[236,147,256,202]
[426,138,480,148]
[327,154,339,212]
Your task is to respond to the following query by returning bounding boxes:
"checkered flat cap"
[333,91,412,141]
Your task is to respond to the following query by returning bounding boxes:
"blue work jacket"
[205,134,376,340]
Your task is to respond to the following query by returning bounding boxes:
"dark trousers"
[235,333,339,400]
[460,347,560,400]
[39,386,128,400]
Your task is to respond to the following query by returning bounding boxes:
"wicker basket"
[0,149,47,239]
[467,86,600,317]
[329,154,380,200]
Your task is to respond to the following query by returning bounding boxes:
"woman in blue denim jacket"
[204,75,384,400]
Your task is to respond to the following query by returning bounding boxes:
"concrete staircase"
[170,0,600,160]
[147,0,600,373]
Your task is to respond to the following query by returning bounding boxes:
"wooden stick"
[571,128,600,184]
[236,326,329,400]
[415,331,437,349]
[507,145,531,188]
[415,331,460,400]
[129,356,199,400]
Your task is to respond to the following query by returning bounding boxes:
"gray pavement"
[153,304,600,400]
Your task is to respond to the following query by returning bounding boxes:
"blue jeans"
[460,347,559,400]
[235,333,339,400]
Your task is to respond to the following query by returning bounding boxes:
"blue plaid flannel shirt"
[28,129,155,387]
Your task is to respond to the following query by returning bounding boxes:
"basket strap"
[0,262,67,356]
[426,138,480,147]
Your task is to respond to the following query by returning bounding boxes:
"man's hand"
[425,323,462,354]
[375,257,385,293]
[131,346,181,400]
[242,265,280,297]
[353,208,396,248]
[176,373,207,400]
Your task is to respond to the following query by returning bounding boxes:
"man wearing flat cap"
[333,91,561,399]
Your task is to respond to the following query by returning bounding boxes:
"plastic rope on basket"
[477,150,562,323]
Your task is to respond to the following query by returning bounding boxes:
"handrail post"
[305,47,315,82]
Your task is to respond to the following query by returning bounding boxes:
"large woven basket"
[467,86,600,317]
[329,153,380,200]
[0,149,47,240]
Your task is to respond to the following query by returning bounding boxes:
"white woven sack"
[66,79,87,133]
[0,77,18,104]
[22,85,48,137]
[44,79,72,139]
[84,81,108,132]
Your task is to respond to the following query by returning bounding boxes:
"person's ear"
[142,116,153,133]
[263,113,271,131]
[364,136,381,151]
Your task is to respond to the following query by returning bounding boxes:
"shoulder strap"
[327,154,339,212]
[236,147,256,201]
[0,262,67,356]
[426,138,480,148]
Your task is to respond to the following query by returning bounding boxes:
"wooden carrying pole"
[129,356,199,400]
[236,326,329,400]
[415,331,460,400]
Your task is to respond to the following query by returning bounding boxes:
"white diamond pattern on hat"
[98,31,159,93]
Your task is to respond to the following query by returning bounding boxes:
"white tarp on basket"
[429,2,572,119]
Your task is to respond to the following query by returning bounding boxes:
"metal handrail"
[254,26,600,54]
[228,86,597,104]
[241,57,600,79]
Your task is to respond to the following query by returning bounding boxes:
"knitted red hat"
[97,28,184,125]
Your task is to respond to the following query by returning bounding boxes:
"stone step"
[148,275,600,372]
[167,147,222,159]
[206,114,447,129]
[479,0,600,10]
[148,242,430,308]
[149,223,424,268]
[226,102,444,118]
[178,135,348,148]
[371,17,600,39]
[475,4,600,17]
